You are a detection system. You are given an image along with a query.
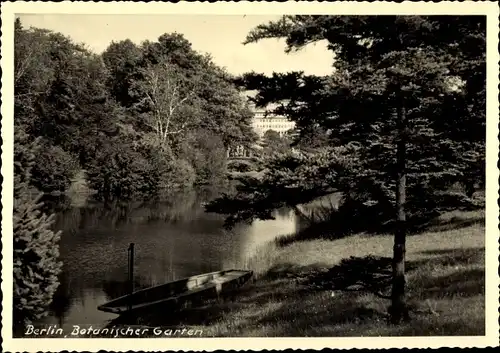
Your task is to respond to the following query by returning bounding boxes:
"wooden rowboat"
[97,269,253,315]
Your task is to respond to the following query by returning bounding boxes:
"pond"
[36,188,301,331]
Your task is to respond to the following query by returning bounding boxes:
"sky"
[18,14,334,76]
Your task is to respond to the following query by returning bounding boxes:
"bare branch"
[139,63,199,148]
[15,47,35,84]
[14,91,49,99]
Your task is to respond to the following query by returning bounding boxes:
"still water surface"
[39,188,300,330]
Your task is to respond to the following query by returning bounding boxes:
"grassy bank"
[142,210,485,337]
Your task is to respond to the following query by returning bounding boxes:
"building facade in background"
[227,92,296,158]
[251,108,296,138]
[242,90,296,138]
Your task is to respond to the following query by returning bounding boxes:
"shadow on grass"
[411,212,485,234]
[276,208,485,248]
[272,247,484,295]
[121,248,484,336]
[253,251,484,335]
[301,255,394,299]
[414,247,485,267]
[416,269,485,298]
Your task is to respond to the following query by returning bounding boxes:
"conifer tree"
[209,15,485,324]
[13,127,62,331]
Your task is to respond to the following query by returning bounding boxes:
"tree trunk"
[464,180,475,198]
[390,98,409,324]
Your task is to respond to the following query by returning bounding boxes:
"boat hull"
[97,269,253,316]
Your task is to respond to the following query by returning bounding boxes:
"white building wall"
[251,109,296,138]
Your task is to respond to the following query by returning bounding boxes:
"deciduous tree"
[130,60,199,153]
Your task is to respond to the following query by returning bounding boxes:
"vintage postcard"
[1,1,499,351]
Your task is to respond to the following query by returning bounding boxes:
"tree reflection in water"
[35,186,298,329]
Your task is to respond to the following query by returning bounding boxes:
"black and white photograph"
[2,1,498,351]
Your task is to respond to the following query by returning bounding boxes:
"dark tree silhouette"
[209,15,485,323]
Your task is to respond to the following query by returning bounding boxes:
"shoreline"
[128,209,486,337]
[15,209,485,338]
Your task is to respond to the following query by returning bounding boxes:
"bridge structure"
[226,144,263,160]
[226,145,262,172]
[227,155,254,161]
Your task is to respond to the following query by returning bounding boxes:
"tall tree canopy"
[208,15,486,323]
[13,19,259,330]
[15,20,120,193]
[15,20,258,198]
[103,34,258,154]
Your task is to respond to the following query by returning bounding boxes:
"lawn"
[141,210,486,337]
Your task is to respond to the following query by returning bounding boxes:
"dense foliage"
[12,15,485,329]
[15,20,258,199]
[13,128,62,331]
[13,18,258,329]
[218,15,485,228]
[207,145,357,227]
[99,34,258,194]
[260,130,292,157]
[207,15,486,323]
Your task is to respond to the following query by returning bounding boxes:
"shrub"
[86,141,156,200]
[30,142,79,193]
[179,130,227,185]
[160,158,196,188]
[13,192,62,330]
[228,161,253,173]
